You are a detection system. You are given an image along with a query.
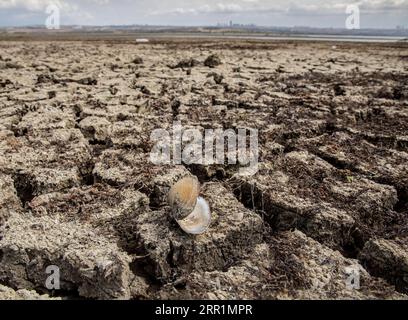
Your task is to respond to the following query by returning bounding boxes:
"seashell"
[168,176,200,220]
[168,176,211,234]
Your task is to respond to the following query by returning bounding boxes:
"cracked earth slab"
[0,212,138,299]
[158,230,405,300]
[132,182,264,282]
[231,150,406,255]
[359,238,408,294]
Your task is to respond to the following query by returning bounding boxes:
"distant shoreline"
[0,31,406,43]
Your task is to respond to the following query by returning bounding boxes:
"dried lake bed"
[0,38,407,299]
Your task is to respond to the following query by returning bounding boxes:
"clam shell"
[168,176,200,220]
[177,197,211,235]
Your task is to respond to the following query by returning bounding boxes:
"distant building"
[216,21,257,29]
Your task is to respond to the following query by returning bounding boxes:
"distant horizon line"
[1,24,406,31]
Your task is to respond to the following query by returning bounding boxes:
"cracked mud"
[0,39,407,300]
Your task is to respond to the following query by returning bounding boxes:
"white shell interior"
[177,197,211,235]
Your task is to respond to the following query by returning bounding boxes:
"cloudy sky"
[0,0,407,28]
